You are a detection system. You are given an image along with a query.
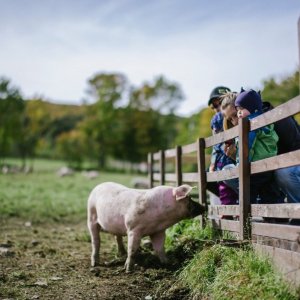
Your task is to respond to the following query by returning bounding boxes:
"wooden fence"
[147,95,300,285]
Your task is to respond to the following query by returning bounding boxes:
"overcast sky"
[1,0,300,115]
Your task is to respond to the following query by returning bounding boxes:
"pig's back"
[89,182,145,235]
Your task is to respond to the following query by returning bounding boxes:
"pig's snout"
[187,197,205,217]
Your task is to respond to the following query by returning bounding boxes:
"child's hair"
[220,92,237,110]
[223,118,235,130]
[219,92,238,130]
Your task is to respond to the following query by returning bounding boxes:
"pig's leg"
[150,230,168,264]
[115,235,126,256]
[124,230,141,273]
[88,212,101,267]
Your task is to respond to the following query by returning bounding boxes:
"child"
[235,89,278,163]
[225,89,281,203]
[210,112,238,206]
[220,92,239,161]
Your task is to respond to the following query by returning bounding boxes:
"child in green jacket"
[225,89,284,203]
[235,88,278,163]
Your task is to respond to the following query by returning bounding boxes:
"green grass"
[0,158,143,223]
[178,244,297,300]
[165,218,214,250]
[168,219,298,300]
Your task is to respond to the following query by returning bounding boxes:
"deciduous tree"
[0,77,24,163]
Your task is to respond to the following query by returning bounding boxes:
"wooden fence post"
[175,146,182,186]
[197,138,207,228]
[160,150,165,185]
[148,152,153,188]
[239,118,251,240]
[298,16,300,92]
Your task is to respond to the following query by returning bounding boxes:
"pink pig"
[87,182,204,272]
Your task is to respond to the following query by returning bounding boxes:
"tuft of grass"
[165,218,215,250]
[178,244,298,300]
[164,219,298,299]
[74,231,91,242]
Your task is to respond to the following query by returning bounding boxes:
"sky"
[1,0,300,116]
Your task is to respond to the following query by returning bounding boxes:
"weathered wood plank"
[252,222,300,241]
[182,172,198,183]
[182,142,197,154]
[153,173,160,181]
[154,149,177,160]
[154,173,177,182]
[251,150,300,174]
[182,155,197,163]
[153,152,160,160]
[165,173,176,182]
[250,95,300,131]
[165,148,177,158]
[239,118,251,240]
[206,166,239,182]
[253,244,300,286]
[211,218,240,233]
[204,126,238,148]
[253,235,300,252]
[251,204,300,218]
[208,205,239,216]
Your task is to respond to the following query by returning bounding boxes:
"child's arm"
[225,144,237,161]
[248,131,257,161]
[209,146,217,172]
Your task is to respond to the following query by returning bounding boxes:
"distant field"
[0,158,144,223]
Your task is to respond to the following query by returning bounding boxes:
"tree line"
[0,70,299,170]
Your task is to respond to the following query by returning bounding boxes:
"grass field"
[0,159,298,299]
[0,158,140,223]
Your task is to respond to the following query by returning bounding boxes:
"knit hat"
[210,112,223,133]
[234,88,262,114]
[208,86,231,106]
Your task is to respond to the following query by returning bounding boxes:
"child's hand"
[209,163,215,172]
[225,144,236,160]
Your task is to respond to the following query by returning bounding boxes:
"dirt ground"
[0,219,189,300]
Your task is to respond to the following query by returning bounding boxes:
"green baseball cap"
[208,86,231,106]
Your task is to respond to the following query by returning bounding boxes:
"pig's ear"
[173,184,194,201]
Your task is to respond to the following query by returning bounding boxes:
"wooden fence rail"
[147,95,300,284]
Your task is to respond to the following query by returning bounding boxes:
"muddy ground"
[0,219,190,300]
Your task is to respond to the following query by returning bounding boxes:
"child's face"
[221,105,238,126]
[210,99,221,112]
[236,107,250,119]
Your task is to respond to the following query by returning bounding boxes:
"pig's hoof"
[91,262,99,267]
[124,264,133,273]
[124,261,134,273]
[160,258,169,265]
[90,266,101,276]
[91,258,100,267]
[118,250,127,257]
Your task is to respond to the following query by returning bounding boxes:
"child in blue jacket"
[210,112,238,205]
